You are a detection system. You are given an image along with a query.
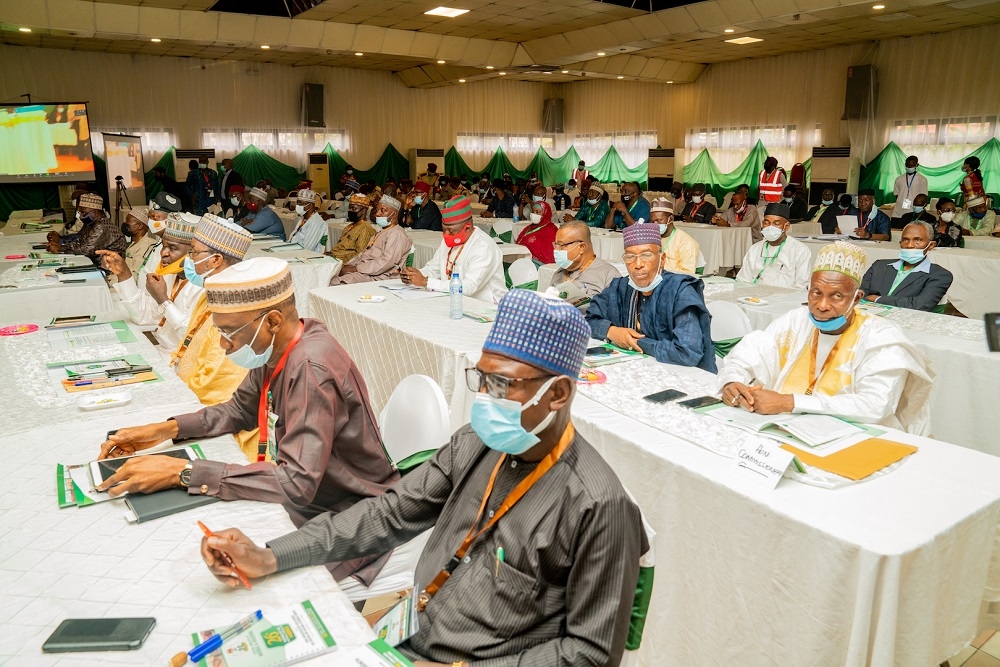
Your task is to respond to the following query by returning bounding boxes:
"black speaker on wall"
[302,83,325,128]
[842,65,877,120]
[542,98,564,133]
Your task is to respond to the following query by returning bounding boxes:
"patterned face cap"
[650,197,673,214]
[483,289,590,377]
[379,194,402,211]
[196,213,253,259]
[204,257,295,314]
[78,193,103,211]
[622,222,662,249]
[296,189,317,203]
[248,187,268,202]
[126,206,149,225]
[813,240,867,284]
[441,195,473,226]
[163,213,199,243]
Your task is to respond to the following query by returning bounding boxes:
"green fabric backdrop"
[445,145,648,188]
[230,145,304,191]
[681,140,770,204]
[143,148,176,200]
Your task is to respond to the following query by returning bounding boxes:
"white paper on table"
[836,215,857,231]
[67,465,118,504]
[47,323,120,350]
[386,288,448,300]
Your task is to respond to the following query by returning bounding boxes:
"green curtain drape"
[524,146,583,186]
[681,140,770,204]
[0,184,62,224]
[859,138,1000,204]
[230,144,305,192]
[321,143,351,187]
[354,144,409,185]
[143,147,176,200]
[589,145,648,189]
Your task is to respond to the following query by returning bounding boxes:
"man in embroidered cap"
[239,186,285,239]
[735,202,812,289]
[719,241,935,435]
[587,223,716,370]
[285,189,326,252]
[403,180,442,231]
[564,182,610,227]
[101,212,203,350]
[401,195,507,303]
[197,289,646,667]
[330,193,377,263]
[649,197,700,275]
[956,195,995,236]
[96,256,400,592]
[46,192,127,263]
[119,206,160,277]
[222,184,247,221]
[330,194,412,285]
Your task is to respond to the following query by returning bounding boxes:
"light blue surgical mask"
[413,195,423,205]
[470,377,558,455]
[628,270,663,294]
[226,316,274,369]
[553,249,573,269]
[375,216,391,228]
[658,224,668,235]
[821,198,834,206]
[532,195,544,202]
[809,290,859,333]
[183,255,215,288]
[899,248,926,264]
[587,198,599,206]
[905,167,917,175]
[783,196,794,204]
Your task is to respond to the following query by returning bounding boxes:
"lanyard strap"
[754,238,786,283]
[172,307,212,366]
[417,422,575,612]
[905,172,916,191]
[256,321,305,462]
[158,278,188,327]
[805,329,846,395]
[445,244,465,278]
[136,240,158,276]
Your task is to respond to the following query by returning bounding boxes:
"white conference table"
[961,235,1000,252]
[0,262,115,322]
[0,231,93,273]
[0,406,375,665]
[703,281,999,454]
[325,218,351,250]
[246,239,340,318]
[583,224,751,276]
[798,238,1000,319]
[306,282,1000,667]
[405,229,531,267]
[271,206,300,240]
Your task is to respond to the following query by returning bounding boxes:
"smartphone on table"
[643,389,687,404]
[42,617,155,653]
[678,395,724,410]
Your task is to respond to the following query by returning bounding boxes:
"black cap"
[763,202,790,220]
[858,188,876,197]
[152,191,182,212]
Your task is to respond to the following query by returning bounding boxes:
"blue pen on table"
[169,609,262,666]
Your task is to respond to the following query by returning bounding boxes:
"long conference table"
[308,281,1000,667]
[0,314,374,664]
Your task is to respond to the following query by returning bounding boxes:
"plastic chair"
[508,257,539,290]
[695,249,707,276]
[704,194,718,207]
[721,192,733,211]
[405,250,415,268]
[707,300,752,358]
[621,487,656,667]
[379,375,451,474]
[492,219,514,243]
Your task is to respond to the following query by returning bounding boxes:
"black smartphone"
[678,395,724,410]
[586,346,611,356]
[643,389,687,404]
[42,617,155,653]
[986,313,1000,352]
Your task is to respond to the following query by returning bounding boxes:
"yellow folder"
[781,438,918,481]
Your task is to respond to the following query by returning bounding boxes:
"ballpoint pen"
[197,520,252,590]
[169,609,262,667]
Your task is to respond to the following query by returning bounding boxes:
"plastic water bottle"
[449,272,463,320]
[512,203,519,223]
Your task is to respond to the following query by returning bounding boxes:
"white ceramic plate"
[78,390,133,411]
[738,296,769,306]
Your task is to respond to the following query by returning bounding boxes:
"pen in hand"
[198,521,252,590]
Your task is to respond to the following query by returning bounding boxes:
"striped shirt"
[268,424,645,666]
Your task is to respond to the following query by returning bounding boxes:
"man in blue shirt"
[605,181,651,230]
[852,188,892,241]
[483,179,515,219]
[238,187,286,239]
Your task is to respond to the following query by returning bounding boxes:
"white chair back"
[491,219,514,237]
[696,250,707,272]
[379,375,450,466]
[704,194,718,207]
[508,257,539,288]
[707,300,752,341]
[721,192,733,211]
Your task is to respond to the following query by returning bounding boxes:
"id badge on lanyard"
[266,391,279,461]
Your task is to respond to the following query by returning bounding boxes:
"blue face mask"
[226,316,274,369]
[658,224,668,235]
[783,197,794,203]
[470,377,558,455]
[821,198,834,206]
[553,249,573,270]
[913,205,924,214]
[628,269,664,293]
[899,248,926,264]
[375,216,391,228]
[183,255,215,288]
[413,195,423,205]
[906,167,917,175]
[532,195,544,202]
[809,290,859,333]
[971,211,986,219]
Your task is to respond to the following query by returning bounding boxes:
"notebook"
[703,407,863,447]
[124,489,219,523]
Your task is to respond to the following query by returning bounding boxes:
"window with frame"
[890,116,997,165]
[91,127,176,158]
[456,132,556,156]
[201,129,349,155]
[570,131,657,168]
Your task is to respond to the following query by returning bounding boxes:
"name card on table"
[733,437,795,489]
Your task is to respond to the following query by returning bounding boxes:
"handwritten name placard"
[733,437,795,489]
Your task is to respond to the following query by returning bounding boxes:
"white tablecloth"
[674,223,753,275]
[406,230,531,267]
[472,217,531,241]
[325,218,350,250]
[961,236,1000,252]
[704,281,999,453]
[0,408,374,665]
[246,240,339,318]
[800,239,1000,319]
[0,232,92,273]
[0,264,115,322]
[272,207,300,240]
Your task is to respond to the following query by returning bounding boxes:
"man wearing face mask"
[330,194,412,285]
[860,221,953,312]
[719,241,934,435]
[551,183,572,212]
[287,189,326,253]
[667,181,685,212]
[605,181,650,230]
[482,179,515,220]
[819,193,857,235]
[649,198,699,275]
[401,195,507,303]
[956,196,996,236]
[890,155,928,227]
[587,224,716,370]
[195,289,645,667]
[185,159,219,216]
[417,162,439,187]
[402,181,443,231]
[712,189,762,243]
[572,159,589,184]
[102,213,202,350]
[757,156,787,204]
[46,192,127,265]
[520,183,554,220]
[779,185,808,221]
[95,257,401,592]
[223,185,247,221]
[549,222,620,309]
[895,193,936,230]
[565,184,611,227]
[735,203,811,289]
[330,194,377,262]
[681,183,717,224]
[805,188,837,223]
[218,158,243,207]
[120,206,160,277]
[238,187,286,239]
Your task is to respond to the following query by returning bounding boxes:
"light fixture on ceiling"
[561,70,569,73]
[486,65,494,69]
[667,80,674,83]
[597,52,606,56]
[458,79,466,83]
[19,27,31,33]
[355,52,363,56]
[544,71,551,74]
[499,71,506,75]
[261,44,270,49]
[437,59,445,64]
[724,28,735,33]
[150,37,161,42]
[872,3,885,7]
[425,6,469,17]
[617,75,624,79]
[724,36,762,44]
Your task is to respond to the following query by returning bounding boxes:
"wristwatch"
[179,462,193,488]
[156,299,172,315]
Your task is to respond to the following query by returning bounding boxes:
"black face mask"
[347,210,362,223]
[120,223,132,237]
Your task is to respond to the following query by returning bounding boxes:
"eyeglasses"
[187,248,217,258]
[622,251,659,264]
[553,240,583,250]
[465,368,553,400]
[218,311,268,344]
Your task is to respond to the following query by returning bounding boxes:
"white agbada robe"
[717,306,935,435]
[735,235,812,290]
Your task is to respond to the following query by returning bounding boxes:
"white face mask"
[587,198,599,206]
[692,195,703,203]
[529,213,541,223]
[295,205,305,215]
[761,225,784,242]
[532,195,544,202]
[940,211,956,222]
[375,216,391,228]
[231,197,240,206]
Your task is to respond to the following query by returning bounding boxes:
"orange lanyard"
[158,278,187,327]
[171,308,212,366]
[445,244,465,278]
[804,329,846,396]
[417,422,575,612]
[256,321,304,462]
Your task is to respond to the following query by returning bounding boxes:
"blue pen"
[175,610,262,665]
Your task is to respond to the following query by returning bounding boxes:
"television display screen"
[0,103,96,184]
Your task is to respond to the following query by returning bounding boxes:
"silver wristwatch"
[179,462,193,488]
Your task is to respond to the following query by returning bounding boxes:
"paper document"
[704,406,864,447]
[835,216,857,231]
[47,321,137,350]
